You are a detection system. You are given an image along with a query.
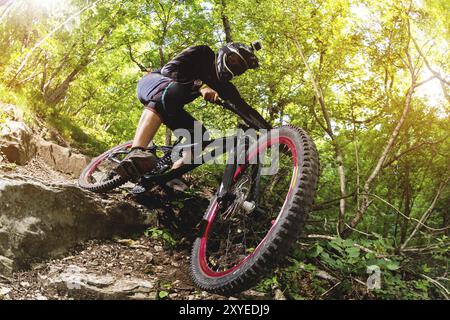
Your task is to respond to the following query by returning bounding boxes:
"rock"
[0,176,157,275]
[0,104,23,122]
[34,293,48,300]
[0,285,11,296]
[274,288,286,300]
[144,252,153,262]
[240,289,269,300]
[46,265,158,300]
[35,139,90,176]
[0,117,90,176]
[165,179,188,192]
[0,256,13,275]
[0,120,36,165]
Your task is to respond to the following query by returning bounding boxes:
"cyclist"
[116,41,271,178]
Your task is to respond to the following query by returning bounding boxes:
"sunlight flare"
[417,68,449,116]
[30,0,70,13]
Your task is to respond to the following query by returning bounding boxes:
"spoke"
[219,223,232,272]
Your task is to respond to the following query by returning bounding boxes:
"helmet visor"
[224,52,247,76]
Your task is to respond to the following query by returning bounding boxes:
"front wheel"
[190,125,320,295]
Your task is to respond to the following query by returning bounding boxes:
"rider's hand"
[199,86,219,103]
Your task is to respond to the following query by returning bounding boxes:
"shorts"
[136,72,208,141]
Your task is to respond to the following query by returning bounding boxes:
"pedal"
[116,159,141,178]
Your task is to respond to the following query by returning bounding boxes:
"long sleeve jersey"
[156,45,271,130]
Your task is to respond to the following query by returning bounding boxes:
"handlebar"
[214,99,253,131]
[213,98,272,131]
[214,98,234,109]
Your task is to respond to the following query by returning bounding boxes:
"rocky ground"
[2,237,216,300]
[0,154,270,301]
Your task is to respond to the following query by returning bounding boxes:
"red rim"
[198,136,299,278]
[83,142,133,185]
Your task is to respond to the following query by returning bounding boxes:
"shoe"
[116,148,158,178]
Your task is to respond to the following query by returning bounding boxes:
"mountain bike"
[78,100,320,296]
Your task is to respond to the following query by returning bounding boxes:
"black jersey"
[156,45,271,130]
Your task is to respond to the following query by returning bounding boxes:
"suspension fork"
[216,141,238,201]
[216,128,262,203]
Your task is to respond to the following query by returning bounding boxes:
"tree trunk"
[293,38,347,235]
[443,206,450,237]
[221,0,233,43]
[400,162,412,243]
[43,25,114,106]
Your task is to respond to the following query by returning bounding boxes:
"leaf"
[310,244,323,257]
[386,262,400,271]
[320,252,335,266]
[328,240,344,253]
[159,291,169,299]
[345,246,360,258]
[343,239,355,248]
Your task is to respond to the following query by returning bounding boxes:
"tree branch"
[412,36,450,86]
[127,43,148,72]
[400,175,450,251]
[364,192,450,232]
[382,137,448,168]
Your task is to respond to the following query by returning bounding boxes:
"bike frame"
[140,128,258,200]
[138,100,265,202]
[104,100,264,203]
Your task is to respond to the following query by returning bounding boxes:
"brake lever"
[173,136,184,146]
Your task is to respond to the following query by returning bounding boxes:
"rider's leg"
[116,108,160,177]
[116,72,168,177]
[131,108,162,148]
[154,81,208,170]
[116,108,161,177]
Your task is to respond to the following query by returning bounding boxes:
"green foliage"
[144,227,176,247]
[271,236,449,299]
[255,275,280,293]
[158,290,169,299]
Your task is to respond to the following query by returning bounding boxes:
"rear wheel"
[78,141,133,193]
[190,125,319,295]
